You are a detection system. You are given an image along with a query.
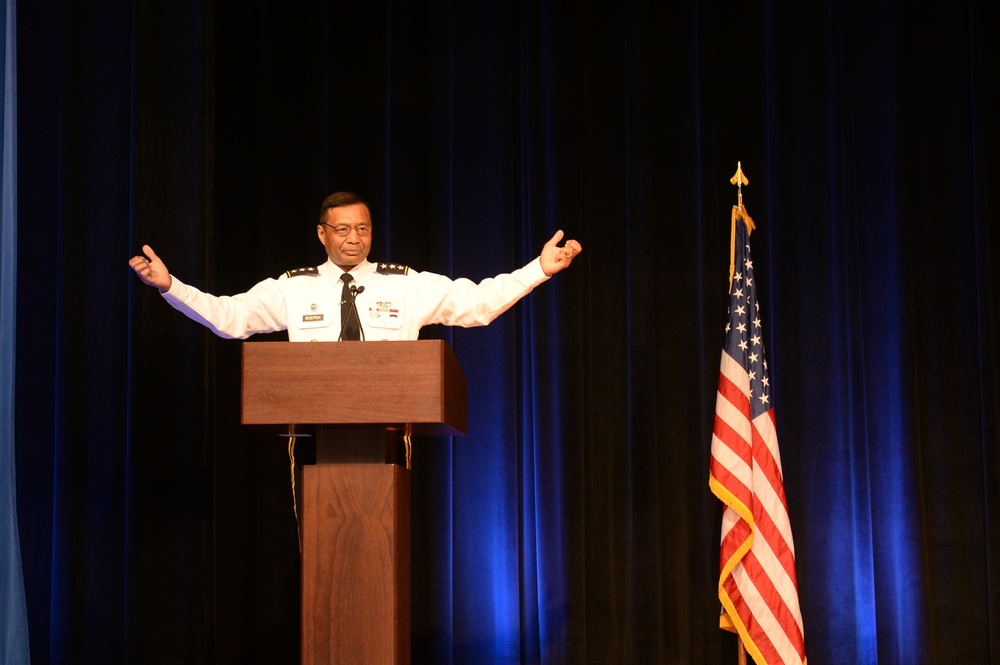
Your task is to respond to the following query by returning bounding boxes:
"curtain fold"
[1,0,30,662]
[12,0,1000,662]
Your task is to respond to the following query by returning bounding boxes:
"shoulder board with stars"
[285,266,319,278]
[377,263,409,275]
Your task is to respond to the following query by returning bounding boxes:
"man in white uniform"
[128,191,582,340]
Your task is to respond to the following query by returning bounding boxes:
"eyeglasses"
[322,222,372,238]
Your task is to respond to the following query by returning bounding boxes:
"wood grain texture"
[241,340,467,435]
[301,465,410,664]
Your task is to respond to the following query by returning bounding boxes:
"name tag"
[302,314,324,322]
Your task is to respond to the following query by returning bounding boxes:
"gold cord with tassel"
[729,162,756,292]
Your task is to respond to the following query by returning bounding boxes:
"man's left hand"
[540,230,582,276]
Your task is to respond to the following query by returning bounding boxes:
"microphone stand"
[338,284,366,341]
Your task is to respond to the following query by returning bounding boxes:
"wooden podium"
[241,341,467,664]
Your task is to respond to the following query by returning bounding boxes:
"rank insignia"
[286,266,319,278]
[377,262,409,275]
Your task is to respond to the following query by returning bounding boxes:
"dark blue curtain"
[13,0,1000,663]
[2,0,31,662]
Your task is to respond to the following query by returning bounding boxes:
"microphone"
[339,283,366,341]
[342,286,364,305]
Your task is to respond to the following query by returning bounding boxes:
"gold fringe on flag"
[720,611,748,665]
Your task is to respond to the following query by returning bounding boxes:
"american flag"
[709,212,806,665]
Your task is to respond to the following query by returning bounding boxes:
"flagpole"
[720,612,749,665]
[731,160,748,211]
[724,162,751,665]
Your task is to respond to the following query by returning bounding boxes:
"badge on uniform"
[377,263,409,275]
[286,266,319,278]
[368,301,399,319]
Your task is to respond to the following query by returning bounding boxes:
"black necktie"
[339,273,362,341]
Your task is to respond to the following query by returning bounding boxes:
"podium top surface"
[241,340,467,436]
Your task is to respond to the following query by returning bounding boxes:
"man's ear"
[317,224,326,243]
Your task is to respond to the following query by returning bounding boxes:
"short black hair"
[318,191,369,224]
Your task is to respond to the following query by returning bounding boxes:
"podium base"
[301,464,410,665]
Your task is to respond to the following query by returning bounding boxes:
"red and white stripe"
[710,351,807,665]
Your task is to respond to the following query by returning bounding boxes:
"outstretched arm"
[128,244,172,292]
[127,244,288,339]
[539,230,582,276]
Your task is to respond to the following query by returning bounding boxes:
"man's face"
[317,203,373,269]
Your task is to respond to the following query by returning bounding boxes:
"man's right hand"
[128,244,172,292]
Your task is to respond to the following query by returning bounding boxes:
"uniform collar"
[322,258,373,275]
